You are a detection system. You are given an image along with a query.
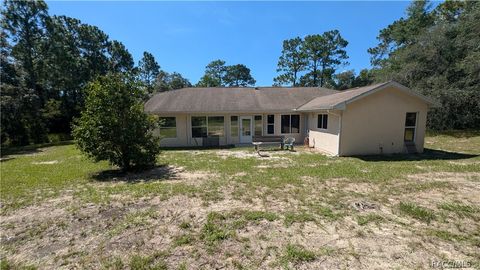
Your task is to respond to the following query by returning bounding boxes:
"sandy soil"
[1,169,479,269]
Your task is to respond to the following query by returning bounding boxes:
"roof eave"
[295,103,346,112]
[344,81,441,108]
[147,109,305,114]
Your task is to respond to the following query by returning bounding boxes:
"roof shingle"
[295,82,390,111]
[144,87,339,113]
[145,81,438,114]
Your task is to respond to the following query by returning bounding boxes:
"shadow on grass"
[91,164,178,183]
[354,148,479,162]
[160,145,236,151]
[1,141,73,159]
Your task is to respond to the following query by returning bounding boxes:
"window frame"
[191,116,225,138]
[230,116,239,137]
[267,115,275,135]
[158,117,177,138]
[404,112,417,142]
[207,116,225,137]
[317,114,328,130]
[280,114,300,134]
[254,115,263,136]
[191,116,207,138]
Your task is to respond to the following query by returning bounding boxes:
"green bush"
[73,74,160,171]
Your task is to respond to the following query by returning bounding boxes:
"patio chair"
[284,137,295,151]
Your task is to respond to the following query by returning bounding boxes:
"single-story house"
[144,81,439,156]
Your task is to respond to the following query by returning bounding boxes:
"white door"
[239,116,253,143]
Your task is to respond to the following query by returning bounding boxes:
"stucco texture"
[339,86,428,156]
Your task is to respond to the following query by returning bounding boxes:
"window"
[191,116,225,137]
[317,114,328,129]
[208,116,224,136]
[404,112,417,142]
[159,117,176,138]
[254,115,262,136]
[281,114,300,134]
[192,116,207,137]
[291,115,299,133]
[231,116,238,137]
[267,115,274,134]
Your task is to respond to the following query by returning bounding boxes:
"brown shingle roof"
[145,81,439,114]
[295,81,439,111]
[295,82,390,111]
[144,87,339,114]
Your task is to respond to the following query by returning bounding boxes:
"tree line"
[0,0,192,146]
[272,31,374,89]
[367,0,479,130]
[1,0,479,148]
[272,0,480,129]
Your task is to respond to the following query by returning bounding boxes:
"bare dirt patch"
[169,166,218,186]
[406,172,480,204]
[32,160,59,165]
[216,149,295,161]
[2,179,479,269]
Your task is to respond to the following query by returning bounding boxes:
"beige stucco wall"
[156,112,307,147]
[339,87,428,156]
[307,111,341,155]
[155,114,189,147]
[153,87,429,153]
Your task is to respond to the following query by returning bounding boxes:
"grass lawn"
[1,131,479,269]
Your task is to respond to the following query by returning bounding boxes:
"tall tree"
[41,15,112,132]
[196,59,226,87]
[301,30,349,87]
[368,0,434,66]
[77,23,110,79]
[196,74,221,87]
[333,70,355,90]
[224,64,256,87]
[273,37,307,86]
[138,51,160,93]
[368,0,480,129]
[1,0,151,145]
[42,15,85,132]
[1,0,48,93]
[154,71,192,92]
[108,40,134,73]
[1,0,49,143]
[168,72,192,90]
[352,69,374,88]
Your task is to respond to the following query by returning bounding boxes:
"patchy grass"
[109,208,158,236]
[357,213,384,226]
[284,211,316,227]
[178,221,192,230]
[128,253,168,270]
[200,212,233,247]
[242,210,279,222]
[1,130,479,269]
[399,202,436,223]
[0,144,110,211]
[280,244,317,266]
[438,202,479,219]
[0,259,37,270]
[173,234,195,247]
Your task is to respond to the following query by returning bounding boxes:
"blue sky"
[47,1,414,86]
